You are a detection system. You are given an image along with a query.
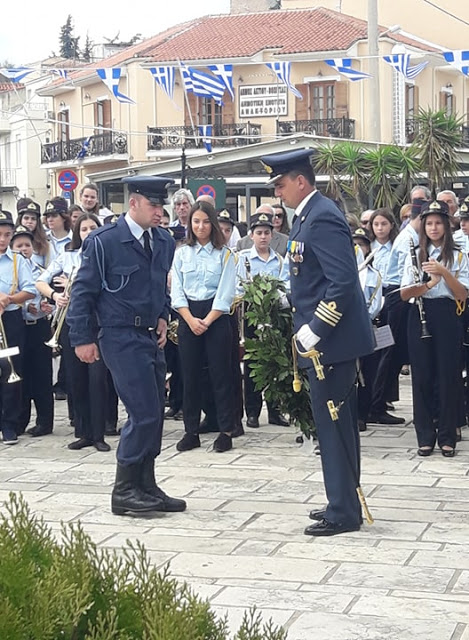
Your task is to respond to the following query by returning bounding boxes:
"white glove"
[297,324,320,351]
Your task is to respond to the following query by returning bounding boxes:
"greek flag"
[0,67,34,83]
[443,50,469,76]
[149,67,175,99]
[325,59,372,81]
[51,69,69,80]
[199,125,213,153]
[180,63,225,105]
[207,64,234,100]
[77,136,91,160]
[383,54,428,80]
[96,68,135,104]
[266,62,303,99]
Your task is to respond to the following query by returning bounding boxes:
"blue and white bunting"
[149,66,175,99]
[443,50,469,77]
[207,64,234,100]
[0,67,34,83]
[180,63,225,105]
[96,68,135,104]
[266,62,303,99]
[77,136,91,160]
[199,125,213,153]
[325,59,372,81]
[383,54,428,80]
[50,69,69,80]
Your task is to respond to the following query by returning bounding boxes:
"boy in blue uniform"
[261,149,374,536]
[67,176,186,517]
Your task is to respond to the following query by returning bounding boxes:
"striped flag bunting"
[0,67,34,83]
[180,63,225,104]
[207,64,234,100]
[149,67,175,99]
[266,62,303,99]
[199,125,213,153]
[443,50,469,76]
[96,68,135,104]
[382,54,428,80]
[325,59,372,81]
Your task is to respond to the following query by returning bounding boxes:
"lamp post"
[368,0,381,142]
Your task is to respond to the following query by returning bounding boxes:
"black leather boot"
[111,462,165,516]
[140,457,187,512]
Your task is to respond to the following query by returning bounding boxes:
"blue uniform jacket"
[67,215,175,347]
[290,192,374,366]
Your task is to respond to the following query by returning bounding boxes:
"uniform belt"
[25,319,38,325]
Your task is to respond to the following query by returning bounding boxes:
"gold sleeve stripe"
[317,300,342,320]
[314,310,338,327]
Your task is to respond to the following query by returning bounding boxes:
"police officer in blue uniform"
[67,176,186,517]
[261,149,375,536]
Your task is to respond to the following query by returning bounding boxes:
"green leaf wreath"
[242,274,315,439]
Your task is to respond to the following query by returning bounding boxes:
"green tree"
[82,33,93,62]
[59,14,80,59]
[409,107,463,196]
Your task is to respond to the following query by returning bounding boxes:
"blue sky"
[0,0,231,64]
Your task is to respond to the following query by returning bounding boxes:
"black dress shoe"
[68,438,94,450]
[368,412,405,425]
[309,509,326,521]
[213,433,232,452]
[417,446,434,457]
[104,425,119,436]
[304,518,360,537]
[176,433,200,452]
[54,390,67,401]
[268,413,290,427]
[232,423,245,438]
[27,426,53,437]
[358,420,367,432]
[441,447,455,458]
[165,408,183,420]
[246,416,259,429]
[94,440,111,452]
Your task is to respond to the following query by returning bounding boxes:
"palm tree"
[410,107,463,196]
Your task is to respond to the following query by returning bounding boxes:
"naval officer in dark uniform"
[261,149,374,536]
[67,176,186,517]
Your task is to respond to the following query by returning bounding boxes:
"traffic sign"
[58,169,78,192]
[196,184,216,200]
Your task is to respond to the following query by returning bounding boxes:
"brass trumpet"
[167,319,179,345]
[0,315,21,383]
[45,267,77,349]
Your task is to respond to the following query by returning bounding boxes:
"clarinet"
[409,238,431,339]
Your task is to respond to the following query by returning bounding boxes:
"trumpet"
[0,315,21,383]
[45,266,77,349]
[167,319,179,345]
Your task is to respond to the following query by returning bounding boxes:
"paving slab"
[0,375,468,639]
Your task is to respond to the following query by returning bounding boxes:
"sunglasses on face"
[274,213,284,218]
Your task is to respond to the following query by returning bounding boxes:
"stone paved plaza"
[1,375,469,639]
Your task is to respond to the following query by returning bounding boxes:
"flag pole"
[177,59,199,148]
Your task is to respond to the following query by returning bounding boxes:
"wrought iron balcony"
[277,118,355,139]
[41,132,128,164]
[0,169,16,188]
[147,122,262,151]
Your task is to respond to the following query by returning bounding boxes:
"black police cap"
[12,224,34,241]
[261,148,315,184]
[0,210,15,227]
[421,200,450,218]
[122,176,175,205]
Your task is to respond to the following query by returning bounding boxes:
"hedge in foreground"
[0,493,287,640]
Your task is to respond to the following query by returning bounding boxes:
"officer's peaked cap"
[260,148,315,185]
[250,212,274,230]
[0,210,15,226]
[17,198,41,216]
[421,200,450,218]
[123,176,175,205]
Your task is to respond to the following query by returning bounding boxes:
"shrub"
[0,493,287,639]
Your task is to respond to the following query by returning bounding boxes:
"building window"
[58,110,70,143]
[201,98,223,132]
[312,83,335,120]
[443,93,454,116]
[94,99,112,132]
[405,84,417,117]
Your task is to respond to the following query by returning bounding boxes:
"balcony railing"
[41,132,128,164]
[277,118,355,139]
[406,119,469,147]
[0,169,16,187]
[147,122,262,151]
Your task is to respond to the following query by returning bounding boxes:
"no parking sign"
[188,178,226,207]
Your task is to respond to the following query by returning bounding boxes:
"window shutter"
[184,93,198,127]
[103,100,112,129]
[335,81,348,118]
[295,84,309,121]
[222,92,235,125]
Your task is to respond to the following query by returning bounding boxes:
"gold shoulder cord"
[455,251,466,316]
[9,253,18,296]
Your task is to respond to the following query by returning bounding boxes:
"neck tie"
[143,230,152,259]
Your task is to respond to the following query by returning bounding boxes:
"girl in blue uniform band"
[401,200,469,457]
[15,198,54,267]
[171,201,236,453]
[37,213,114,452]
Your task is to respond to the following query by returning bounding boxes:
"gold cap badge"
[259,213,268,222]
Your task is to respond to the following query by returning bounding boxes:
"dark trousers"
[178,299,234,434]
[370,286,409,415]
[61,323,108,442]
[100,327,166,466]
[408,299,465,449]
[243,321,276,419]
[308,360,361,526]
[19,317,54,432]
[357,349,380,423]
[165,339,183,412]
[0,309,25,436]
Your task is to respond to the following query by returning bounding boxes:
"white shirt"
[125,212,153,251]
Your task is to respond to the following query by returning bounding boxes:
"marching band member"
[10,226,54,437]
[44,197,72,255]
[401,200,469,457]
[16,198,54,267]
[36,213,112,452]
[456,197,469,436]
[369,208,399,286]
[237,211,290,429]
[171,201,236,453]
[0,210,36,445]
[261,149,374,537]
